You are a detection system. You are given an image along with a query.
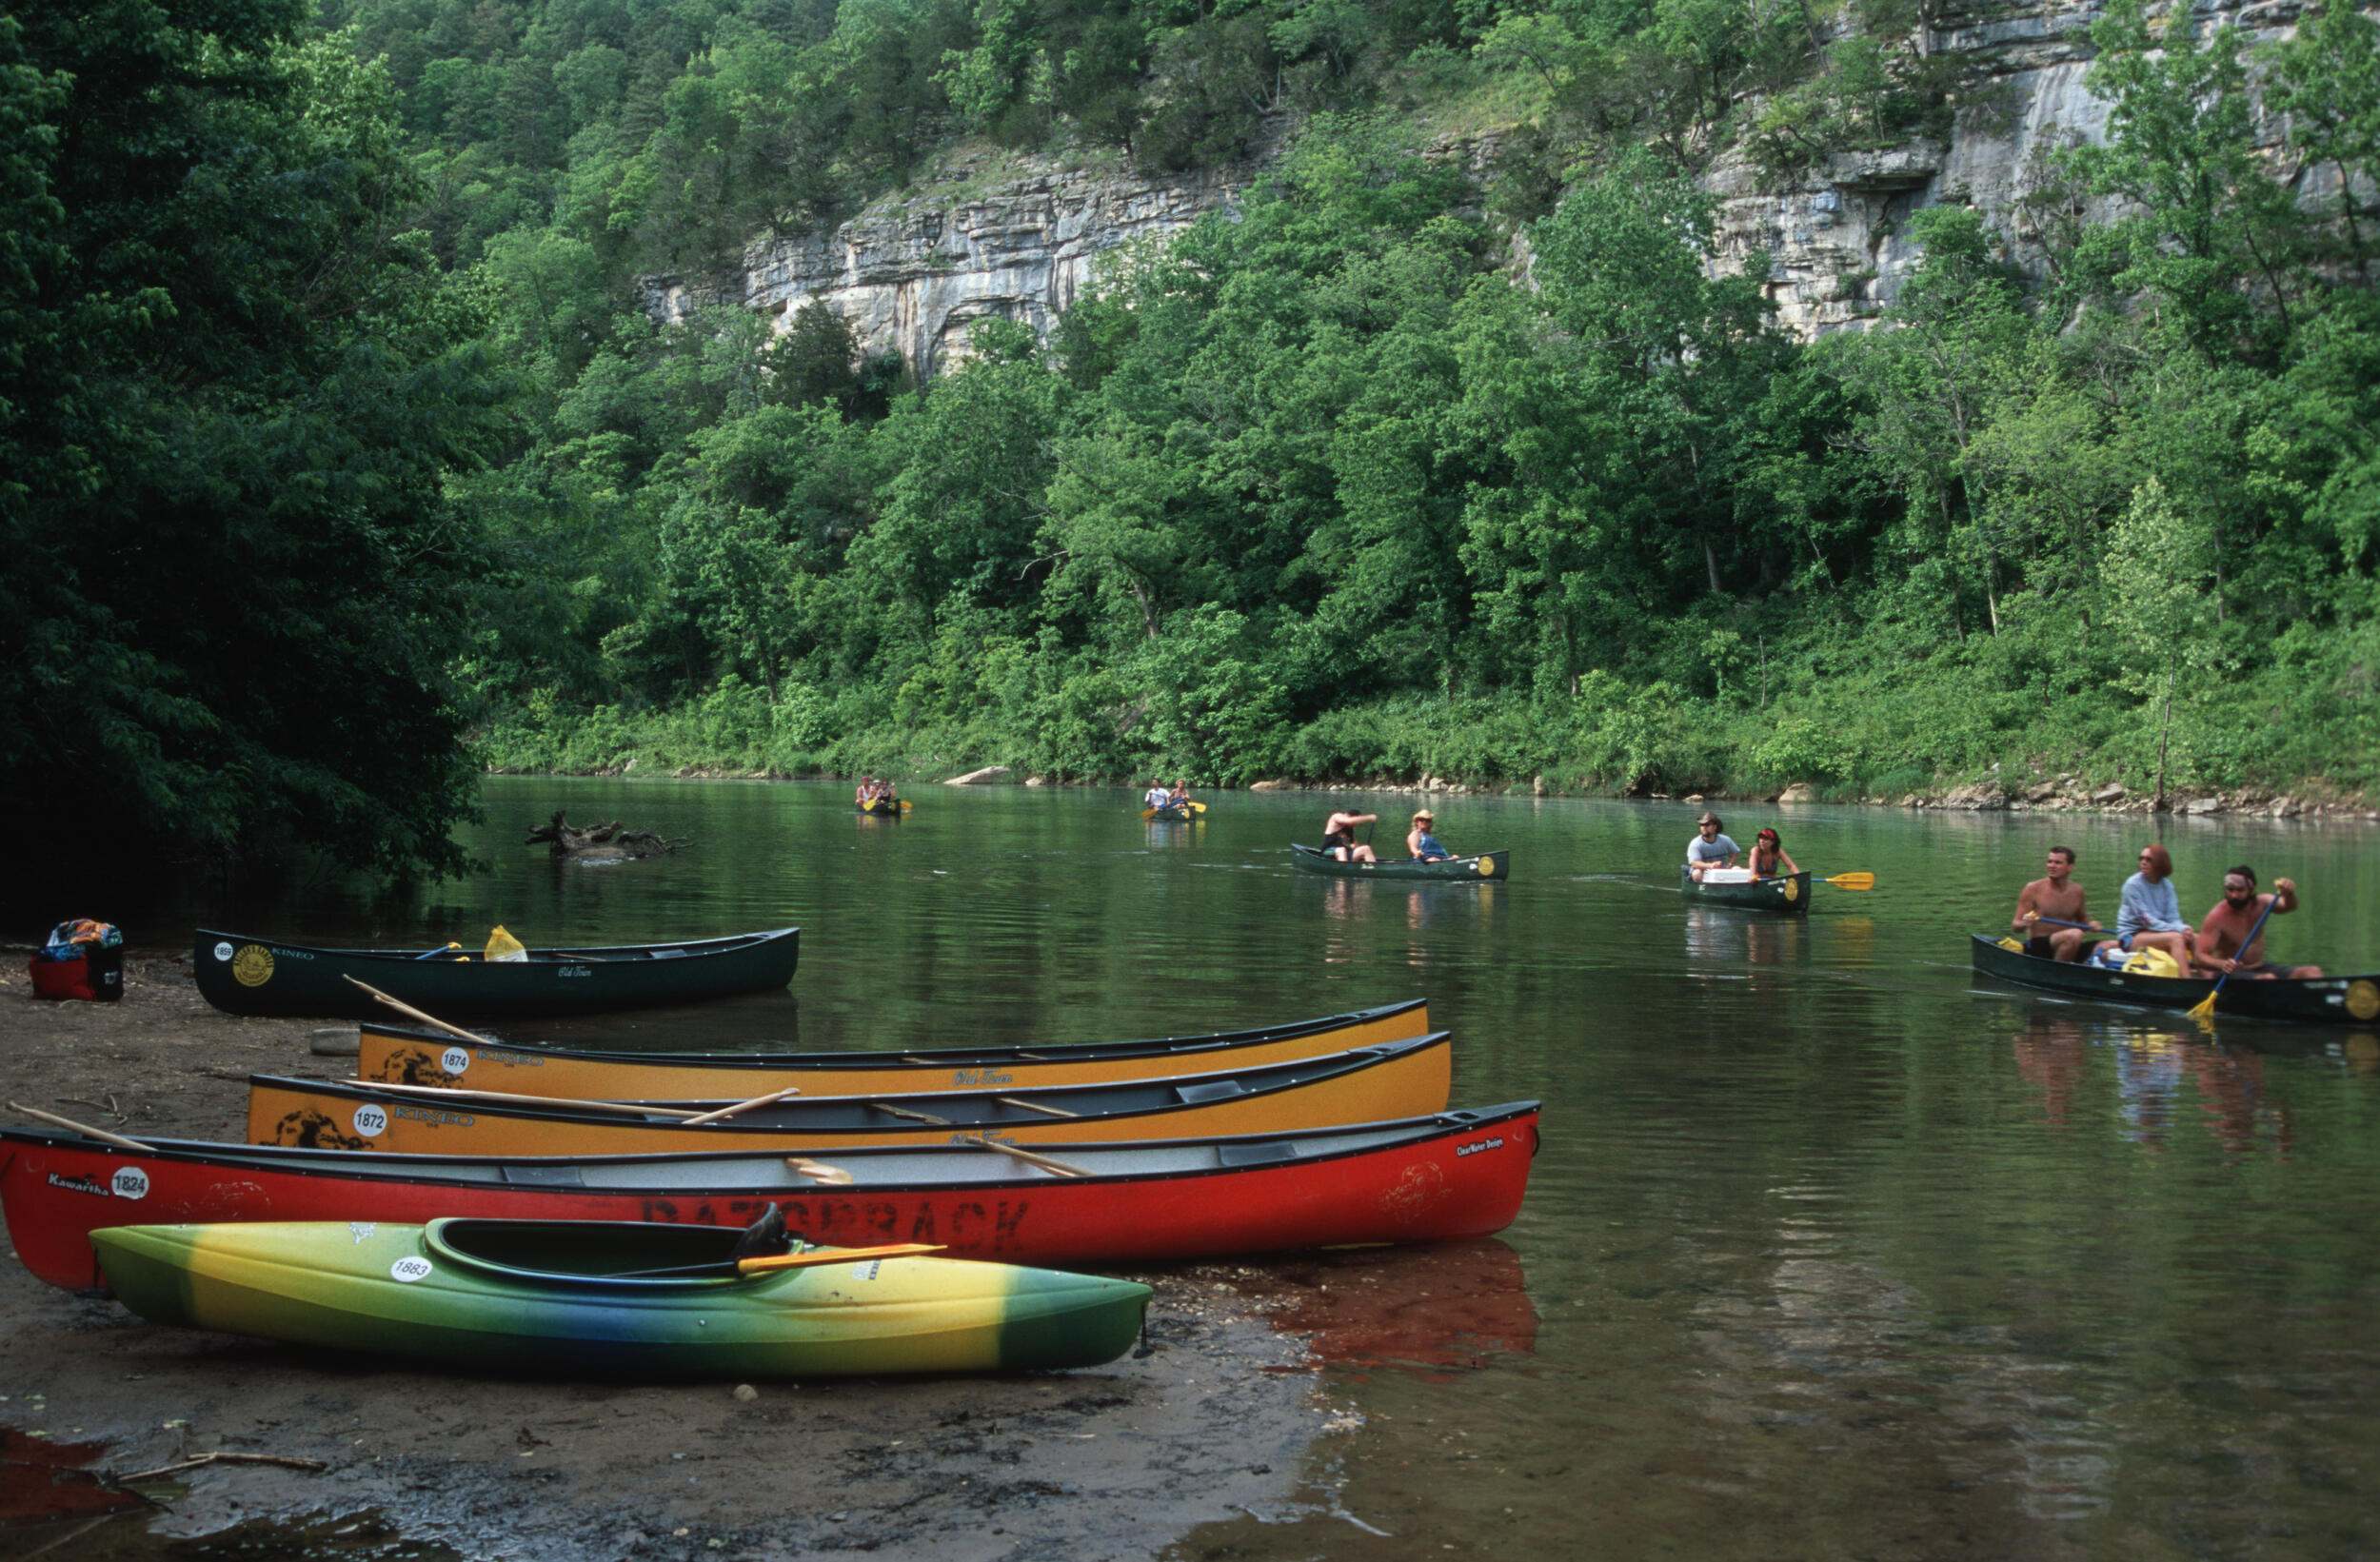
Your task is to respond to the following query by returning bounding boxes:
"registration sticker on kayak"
[391,1256,433,1283]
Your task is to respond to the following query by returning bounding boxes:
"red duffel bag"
[29,919,124,1002]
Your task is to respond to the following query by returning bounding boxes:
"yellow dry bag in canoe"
[2122,945,2181,979]
[486,925,527,962]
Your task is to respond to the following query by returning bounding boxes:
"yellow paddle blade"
[1822,872,1875,890]
[736,1243,944,1275]
[1189,801,1208,813]
[2187,990,2219,1021]
[1139,807,1158,821]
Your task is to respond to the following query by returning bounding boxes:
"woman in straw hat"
[1407,809,1453,862]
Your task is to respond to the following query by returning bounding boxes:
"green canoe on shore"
[91,1218,1150,1377]
[1677,867,1811,915]
[1290,844,1509,880]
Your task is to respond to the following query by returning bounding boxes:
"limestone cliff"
[644,0,2307,368]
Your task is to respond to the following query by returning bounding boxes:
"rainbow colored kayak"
[89,1219,1150,1376]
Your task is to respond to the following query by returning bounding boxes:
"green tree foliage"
[0,2,505,879]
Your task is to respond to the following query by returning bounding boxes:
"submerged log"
[526,811,688,861]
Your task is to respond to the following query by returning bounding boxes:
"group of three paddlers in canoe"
[2011,841,2323,980]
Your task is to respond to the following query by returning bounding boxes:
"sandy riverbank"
[0,956,1352,1560]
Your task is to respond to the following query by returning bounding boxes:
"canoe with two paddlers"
[91,1218,1147,1376]
[194,927,800,1019]
[0,1103,1543,1292]
[1145,802,1198,821]
[1970,934,2380,1024]
[856,797,908,817]
[1678,867,1810,915]
[245,1033,1456,1155]
[1290,845,1509,881]
[357,998,1431,1098]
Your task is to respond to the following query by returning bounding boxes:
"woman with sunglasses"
[2098,842,2195,974]
[1685,811,1739,880]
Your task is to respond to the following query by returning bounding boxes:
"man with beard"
[2194,865,2323,979]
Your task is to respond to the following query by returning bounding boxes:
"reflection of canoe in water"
[194,927,801,1018]
[1970,935,2380,1024]
[856,797,907,816]
[1290,845,1509,881]
[357,998,1432,1099]
[1232,1237,1537,1373]
[1,1103,1543,1291]
[246,1034,1457,1155]
[1677,868,1808,915]
[91,1219,1147,1376]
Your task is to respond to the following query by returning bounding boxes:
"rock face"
[645,155,1249,380]
[648,0,2302,367]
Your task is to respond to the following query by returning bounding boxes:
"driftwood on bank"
[526,811,688,861]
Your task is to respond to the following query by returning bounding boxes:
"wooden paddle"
[8,1100,157,1152]
[2189,892,2286,1022]
[1818,872,1876,891]
[681,1086,803,1126]
[343,977,498,1047]
[350,1078,707,1119]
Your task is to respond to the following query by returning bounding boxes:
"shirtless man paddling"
[2013,845,2097,961]
[2195,866,2322,979]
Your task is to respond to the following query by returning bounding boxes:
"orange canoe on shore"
[248,1034,1456,1157]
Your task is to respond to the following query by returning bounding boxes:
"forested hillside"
[7,0,2378,877]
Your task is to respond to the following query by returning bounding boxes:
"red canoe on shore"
[0,1103,1541,1294]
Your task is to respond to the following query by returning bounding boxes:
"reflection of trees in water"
[1693,1242,2116,1525]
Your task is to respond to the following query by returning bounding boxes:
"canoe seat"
[1217,1141,1298,1168]
[1174,1078,1250,1104]
[500,1164,586,1186]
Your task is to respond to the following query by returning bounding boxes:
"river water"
[72,779,2380,1554]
